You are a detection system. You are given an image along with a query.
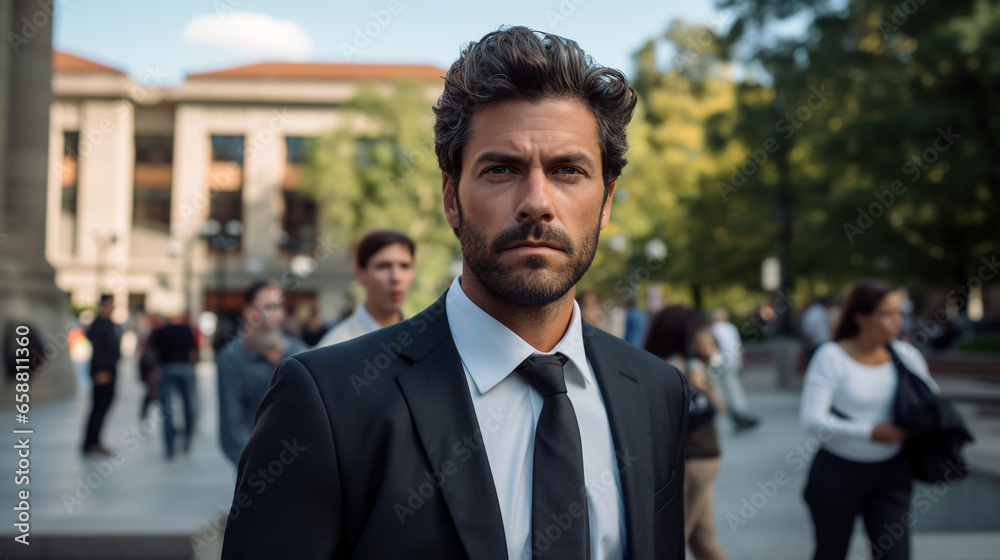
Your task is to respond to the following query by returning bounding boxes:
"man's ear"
[353,264,364,287]
[443,173,461,230]
[600,180,616,230]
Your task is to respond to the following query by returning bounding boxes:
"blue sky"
[53,0,729,85]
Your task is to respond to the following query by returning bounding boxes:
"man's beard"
[245,320,282,352]
[457,200,603,307]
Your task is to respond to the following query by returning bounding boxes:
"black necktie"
[515,353,590,559]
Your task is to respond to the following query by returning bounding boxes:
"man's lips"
[504,242,564,253]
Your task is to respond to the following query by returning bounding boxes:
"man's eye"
[557,166,583,175]
[483,166,509,175]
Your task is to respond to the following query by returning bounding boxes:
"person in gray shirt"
[216,279,306,465]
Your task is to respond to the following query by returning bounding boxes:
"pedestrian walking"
[82,294,120,456]
[217,280,307,465]
[150,311,199,459]
[645,305,727,560]
[801,295,834,366]
[710,308,760,432]
[800,280,939,560]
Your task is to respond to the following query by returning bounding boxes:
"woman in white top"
[800,280,938,560]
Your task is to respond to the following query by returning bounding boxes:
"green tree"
[584,21,769,310]
[301,81,460,311]
[719,0,1000,308]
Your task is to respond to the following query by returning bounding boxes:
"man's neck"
[364,301,402,328]
[460,273,575,353]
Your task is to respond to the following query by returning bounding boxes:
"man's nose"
[514,168,554,223]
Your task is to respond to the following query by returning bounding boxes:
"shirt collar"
[354,302,382,333]
[445,275,591,396]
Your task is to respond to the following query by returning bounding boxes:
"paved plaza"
[2,359,999,559]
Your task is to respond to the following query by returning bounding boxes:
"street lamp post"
[201,219,242,320]
[94,231,118,297]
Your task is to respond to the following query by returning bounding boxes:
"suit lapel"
[584,322,654,560]
[396,295,508,560]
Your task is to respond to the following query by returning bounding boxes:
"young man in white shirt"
[313,230,415,348]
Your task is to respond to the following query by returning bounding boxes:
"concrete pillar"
[242,108,286,261]
[75,99,134,299]
[0,0,76,401]
[171,105,211,318]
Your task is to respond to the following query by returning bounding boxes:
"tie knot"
[515,353,569,397]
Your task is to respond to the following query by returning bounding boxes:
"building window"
[208,191,243,252]
[212,135,245,162]
[281,136,317,254]
[285,136,313,164]
[209,135,244,253]
[133,136,173,232]
[136,135,173,164]
[280,192,317,254]
[60,131,80,255]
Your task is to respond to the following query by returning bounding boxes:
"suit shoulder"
[585,326,685,389]
[295,320,409,367]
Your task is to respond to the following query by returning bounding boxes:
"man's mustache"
[490,221,575,254]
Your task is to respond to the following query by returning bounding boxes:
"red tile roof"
[53,51,125,74]
[188,61,445,82]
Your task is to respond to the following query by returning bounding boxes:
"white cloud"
[183,12,313,60]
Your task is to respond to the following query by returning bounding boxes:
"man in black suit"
[222,26,688,560]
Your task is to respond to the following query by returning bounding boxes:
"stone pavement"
[710,368,1000,560]
[1,359,998,559]
[1,358,235,559]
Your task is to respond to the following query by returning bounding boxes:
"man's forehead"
[369,244,413,262]
[254,286,283,304]
[464,97,600,154]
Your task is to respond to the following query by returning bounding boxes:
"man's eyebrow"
[553,152,595,169]
[472,151,596,169]
[473,152,524,167]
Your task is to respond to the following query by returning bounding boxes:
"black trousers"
[83,370,116,449]
[804,448,913,560]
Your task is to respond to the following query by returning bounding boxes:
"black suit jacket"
[221,293,688,559]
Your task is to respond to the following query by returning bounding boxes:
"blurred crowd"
[63,227,989,560]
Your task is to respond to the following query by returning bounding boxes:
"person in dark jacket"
[82,294,121,456]
[150,311,199,459]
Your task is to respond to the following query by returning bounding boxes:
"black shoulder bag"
[888,344,974,483]
[687,385,717,433]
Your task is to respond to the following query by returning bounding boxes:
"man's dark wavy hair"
[433,26,638,190]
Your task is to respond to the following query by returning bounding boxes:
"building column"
[75,99,134,302]
[0,0,76,401]
[171,105,210,318]
[242,108,287,263]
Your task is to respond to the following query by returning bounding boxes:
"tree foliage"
[719,0,1000,298]
[300,81,460,311]
[302,2,1000,317]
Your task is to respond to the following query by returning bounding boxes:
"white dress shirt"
[800,340,939,462]
[313,302,381,349]
[446,276,625,560]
